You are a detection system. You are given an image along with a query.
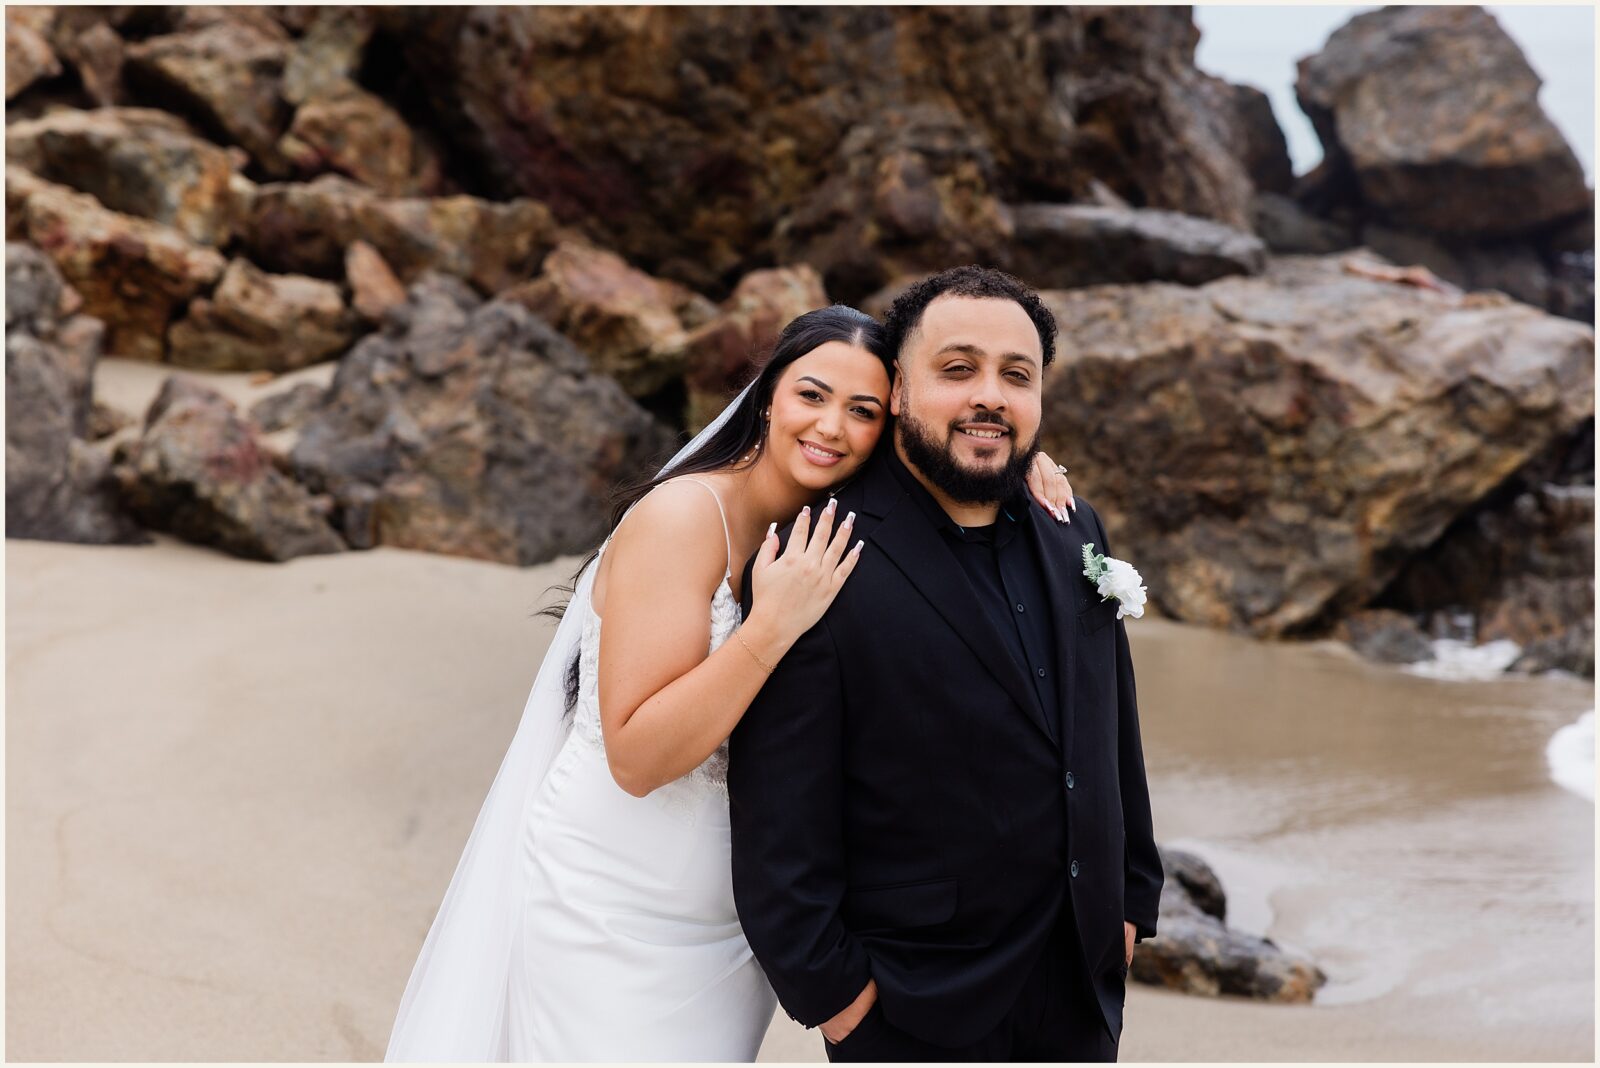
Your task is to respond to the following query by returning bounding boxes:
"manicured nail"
[825,498,836,513]
[851,540,864,554]
[800,506,810,518]
[1069,498,1078,512]
[767,522,777,538]
[844,510,856,525]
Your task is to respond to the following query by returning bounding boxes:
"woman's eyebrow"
[799,375,882,405]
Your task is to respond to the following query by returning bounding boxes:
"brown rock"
[503,241,697,398]
[167,257,356,372]
[290,272,674,565]
[277,80,442,197]
[370,7,1257,299]
[112,374,345,561]
[1295,6,1590,239]
[5,8,62,100]
[243,174,559,292]
[1038,253,1595,636]
[682,265,830,432]
[7,168,226,360]
[1136,847,1327,1002]
[6,107,248,246]
[1333,608,1436,665]
[344,239,407,323]
[123,18,292,175]
[1007,204,1266,290]
[1224,81,1294,196]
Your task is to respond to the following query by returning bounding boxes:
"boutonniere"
[1081,543,1147,620]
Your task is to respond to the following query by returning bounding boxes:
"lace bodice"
[570,478,742,795]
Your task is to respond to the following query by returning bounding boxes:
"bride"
[386,304,1078,1061]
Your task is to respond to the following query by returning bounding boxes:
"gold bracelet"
[735,630,774,675]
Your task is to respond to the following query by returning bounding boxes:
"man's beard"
[897,407,1040,506]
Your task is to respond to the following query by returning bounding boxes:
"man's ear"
[889,362,904,417]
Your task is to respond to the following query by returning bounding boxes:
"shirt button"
[1070,860,1080,877]
[1036,667,1047,678]
[1016,603,1025,613]
[1065,772,1075,789]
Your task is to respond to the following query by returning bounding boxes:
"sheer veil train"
[385,384,755,1061]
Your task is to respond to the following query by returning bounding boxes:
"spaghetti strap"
[672,477,734,579]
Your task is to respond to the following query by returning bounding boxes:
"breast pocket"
[842,877,958,933]
[1079,596,1120,636]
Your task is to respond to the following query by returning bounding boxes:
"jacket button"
[1065,771,1075,789]
[1070,860,1080,877]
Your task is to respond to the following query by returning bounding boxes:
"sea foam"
[1546,710,1595,802]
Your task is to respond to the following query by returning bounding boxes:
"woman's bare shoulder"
[607,479,730,585]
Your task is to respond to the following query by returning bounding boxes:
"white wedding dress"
[503,477,777,1060]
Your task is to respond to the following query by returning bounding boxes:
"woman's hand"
[1027,451,1077,523]
[748,497,863,645]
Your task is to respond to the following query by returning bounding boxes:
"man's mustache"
[949,412,1014,434]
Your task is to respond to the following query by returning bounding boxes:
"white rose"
[1095,557,1147,620]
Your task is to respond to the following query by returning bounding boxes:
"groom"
[730,266,1162,1061]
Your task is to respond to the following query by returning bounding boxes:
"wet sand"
[5,535,1594,1060]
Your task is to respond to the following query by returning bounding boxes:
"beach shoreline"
[6,535,1593,1061]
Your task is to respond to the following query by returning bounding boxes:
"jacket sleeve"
[728,546,874,1026]
[1091,507,1163,942]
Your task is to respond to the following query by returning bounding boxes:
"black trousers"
[824,907,1121,1063]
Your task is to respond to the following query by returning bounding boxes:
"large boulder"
[166,257,356,372]
[1008,204,1266,289]
[1134,848,1327,1002]
[122,17,293,176]
[242,174,559,293]
[5,107,250,247]
[369,7,1258,300]
[289,272,676,564]
[1294,6,1590,239]
[111,375,345,561]
[6,168,227,361]
[5,243,146,545]
[1038,252,1595,636]
[503,241,713,399]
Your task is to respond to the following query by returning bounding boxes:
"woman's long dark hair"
[544,303,892,714]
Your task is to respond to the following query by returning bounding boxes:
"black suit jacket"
[729,448,1162,1048]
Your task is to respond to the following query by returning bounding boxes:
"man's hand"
[1124,921,1136,967]
[820,978,878,1044]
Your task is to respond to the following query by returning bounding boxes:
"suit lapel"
[1028,510,1090,762]
[865,474,1057,746]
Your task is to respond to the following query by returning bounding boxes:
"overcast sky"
[1192,5,1595,183]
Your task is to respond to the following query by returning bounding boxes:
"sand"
[5,534,1594,1061]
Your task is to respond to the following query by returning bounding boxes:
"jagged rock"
[1295,6,1590,240]
[1008,204,1266,289]
[370,7,1258,300]
[122,17,292,176]
[1136,848,1326,1002]
[1038,253,1595,636]
[344,239,407,323]
[6,107,249,247]
[503,241,703,399]
[683,265,830,432]
[280,6,373,105]
[166,257,356,372]
[242,174,559,292]
[5,243,146,544]
[1250,192,1356,255]
[289,272,675,565]
[277,79,442,197]
[5,8,62,100]
[112,375,345,561]
[771,104,1015,302]
[1224,81,1293,196]
[249,381,327,433]
[6,168,226,360]
[88,400,135,441]
[1334,609,1436,665]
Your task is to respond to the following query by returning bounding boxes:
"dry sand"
[5,534,1594,1061]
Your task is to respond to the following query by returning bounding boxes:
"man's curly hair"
[881,265,1058,368]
